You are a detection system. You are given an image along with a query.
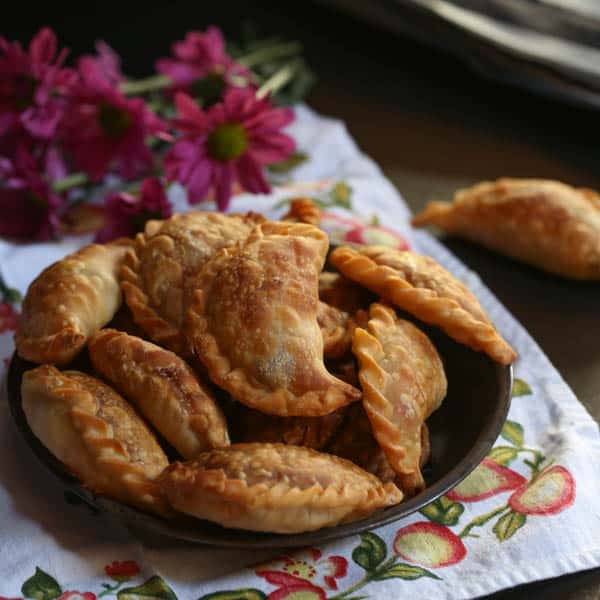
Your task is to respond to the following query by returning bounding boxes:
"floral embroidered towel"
[1,105,600,600]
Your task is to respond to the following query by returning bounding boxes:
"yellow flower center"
[207,122,247,161]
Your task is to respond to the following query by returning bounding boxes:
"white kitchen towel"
[0,104,599,600]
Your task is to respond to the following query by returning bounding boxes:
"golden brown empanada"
[318,271,375,315]
[412,178,600,280]
[21,365,170,515]
[352,303,446,494]
[330,245,516,365]
[233,403,346,450]
[16,243,128,366]
[120,211,263,355]
[158,443,403,533]
[283,197,321,226]
[317,301,355,359]
[88,329,229,458]
[187,221,361,416]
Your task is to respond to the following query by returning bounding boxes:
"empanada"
[16,243,128,366]
[187,221,361,416]
[88,329,229,458]
[120,211,263,355]
[158,443,403,533]
[318,271,375,315]
[352,303,447,494]
[283,197,321,226]
[412,178,600,280]
[21,365,170,515]
[317,301,355,359]
[330,245,516,365]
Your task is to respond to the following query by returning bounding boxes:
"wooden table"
[8,0,600,596]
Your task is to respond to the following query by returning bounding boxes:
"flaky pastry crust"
[16,243,128,365]
[158,443,403,533]
[21,365,170,515]
[283,198,321,226]
[187,221,361,416]
[352,304,446,494]
[317,301,355,359]
[330,245,516,365]
[89,329,229,458]
[318,271,375,315]
[412,178,600,280]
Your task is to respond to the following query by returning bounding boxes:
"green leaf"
[197,591,267,600]
[512,379,532,397]
[501,420,524,447]
[493,510,527,542]
[118,576,178,600]
[487,445,520,466]
[352,531,388,571]
[267,152,308,173]
[328,181,352,209]
[375,563,441,581]
[419,496,464,526]
[21,567,62,600]
[3,287,22,303]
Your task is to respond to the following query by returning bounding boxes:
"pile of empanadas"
[15,198,516,534]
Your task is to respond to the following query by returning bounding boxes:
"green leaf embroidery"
[118,576,178,600]
[375,563,441,581]
[21,567,62,600]
[512,379,532,397]
[328,181,352,209]
[501,420,524,447]
[419,496,464,526]
[352,531,388,571]
[266,152,308,173]
[487,445,520,466]
[493,510,527,542]
[197,591,267,600]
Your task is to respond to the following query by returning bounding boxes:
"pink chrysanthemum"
[94,177,172,242]
[81,41,124,86]
[61,57,165,181]
[0,27,76,141]
[165,88,295,209]
[156,26,249,105]
[0,145,63,240]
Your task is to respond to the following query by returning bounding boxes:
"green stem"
[458,504,509,539]
[257,59,303,98]
[120,74,171,95]
[237,41,302,68]
[52,172,88,193]
[97,580,124,598]
[328,556,398,600]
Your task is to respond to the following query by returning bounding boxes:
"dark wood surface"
[6,1,600,596]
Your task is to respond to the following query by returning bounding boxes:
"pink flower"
[104,559,140,581]
[0,145,63,240]
[156,27,249,105]
[57,593,95,600]
[0,303,19,333]
[81,41,124,86]
[256,548,348,592]
[165,88,294,209]
[0,27,76,140]
[61,58,165,181]
[94,177,172,242]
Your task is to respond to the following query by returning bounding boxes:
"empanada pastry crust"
[412,178,600,280]
[21,366,170,515]
[317,301,355,359]
[187,221,361,416]
[158,443,403,533]
[16,243,128,365]
[318,272,375,315]
[89,329,229,458]
[283,198,321,226]
[120,211,263,355]
[330,245,516,365]
[352,304,446,494]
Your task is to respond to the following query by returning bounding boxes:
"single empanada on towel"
[283,197,321,226]
[330,245,516,365]
[120,211,263,355]
[317,301,356,359]
[89,329,229,458]
[16,243,128,366]
[187,221,361,416]
[158,443,403,533]
[352,303,447,494]
[21,365,170,516]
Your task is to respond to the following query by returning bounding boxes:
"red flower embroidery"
[57,592,95,600]
[0,302,19,333]
[104,560,140,581]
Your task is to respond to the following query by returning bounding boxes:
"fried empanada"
[317,301,355,359]
[187,221,361,416]
[352,303,446,494]
[330,245,516,365]
[158,443,403,533]
[283,197,321,226]
[16,243,128,366]
[412,178,600,280]
[88,329,229,458]
[233,404,346,450]
[21,365,170,515]
[120,211,262,355]
[318,271,375,314]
